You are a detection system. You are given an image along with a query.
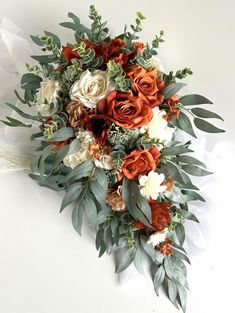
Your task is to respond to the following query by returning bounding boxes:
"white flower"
[140,107,174,144]
[139,171,167,200]
[69,70,114,108]
[147,56,164,73]
[94,155,115,170]
[63,129,95,169]
[147,228,168,246]
[37,80,61,116]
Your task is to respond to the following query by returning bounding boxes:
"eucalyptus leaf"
[177,285,187,313]
[178,112,197,138]
[60,182,83,212]
[175,224,185,245]
[115,248,136,273]
[179,94,213,106]
[167,279,179,308]
[47,127,75,142]
[163,83,187,99]
[182,190,205,203]
[154,266,165,296]
[178,155,206,168]
[194,118,225,133]
[84,195,98,228]
[182,164,212,176]
[191,108,223,120]
[161,146,193,156]
[72,202,84,235]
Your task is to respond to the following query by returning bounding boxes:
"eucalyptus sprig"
[107,60,131,91]
[88,5,109,43]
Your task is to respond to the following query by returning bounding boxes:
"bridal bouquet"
[1,6,224,312]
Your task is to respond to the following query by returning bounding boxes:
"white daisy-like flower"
[139,171,167,200]
[63,129,95,169]
[140,107,174,144]
[147,228,168,246]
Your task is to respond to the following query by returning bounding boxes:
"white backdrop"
[0,1,235,313]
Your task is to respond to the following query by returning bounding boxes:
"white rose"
[140,107,174,144]
[37,80,61,116]
[94,155,115,170]
[63,129,95,169]
[69,70,114,108]
[147,228,168,246]
[139,171,167,200]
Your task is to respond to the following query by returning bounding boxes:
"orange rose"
[103,38,128,67]
[162,94,181,121]
[119,148,158,180]
[97,90,153,129]
[127,66,165,108]
[134,200,171,231]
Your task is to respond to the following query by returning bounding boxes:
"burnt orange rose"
[97,90,153,129]
[162,94,181,121]
[119,148,157,180]
[134,200,171,231]
[127,66,165,108]
[103,38,128,67]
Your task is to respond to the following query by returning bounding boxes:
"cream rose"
[94,154,115,170]
[140,107,174,144]
[37,80,61,116]
[139,171,167,200]
[63,129,95,169]
[69,70,114,108]
[147,228,168,246]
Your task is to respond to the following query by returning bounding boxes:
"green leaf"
[61,161,94,183]
[178,112,197,138]
[115,248,136,273]
[182,164,212,176]
[31,54,58,64]
[44,31,61,48]
[21,73,42,90]
[163,83,187,99]
[178,155,206,168]
[68,138,80,154]
[177,285,187,313]
[60,182,83,212]
[0,117,32,128]
[154,266,165,296]
[30,35,44,46]
[161,146,193,156]
[134,244,145,275]
[84,195,98,229]
[72,203,84,235]
[179,94,213,106]
[182,190,205,203]
[59,22,77,31]
[175,224,185,245]
[172,248,191,264]
[136,196,152,224]
[110,219,119,246]
[122,178,152,227]
[194,117,225,133]
[179,208,199,222]
[166,161,186,185]
[47,127,75,142]
[167,279,179,308]
[191,108,223,120]
[90,179,106,207]
[164,255,188,288]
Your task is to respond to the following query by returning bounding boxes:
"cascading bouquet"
[1,6,225,312]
